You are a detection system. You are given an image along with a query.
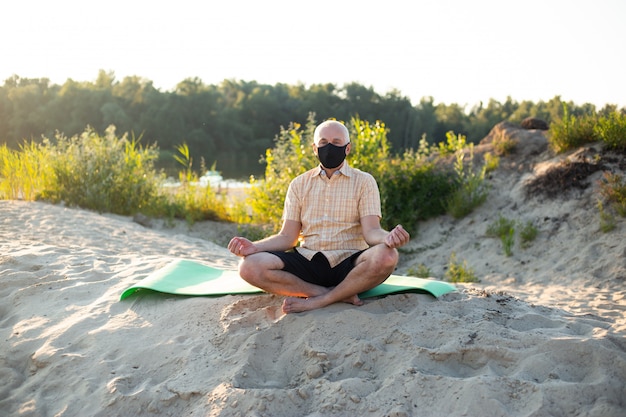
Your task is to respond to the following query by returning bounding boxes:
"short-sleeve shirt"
[282,162,382,267]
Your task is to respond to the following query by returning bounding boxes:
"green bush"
[483,152,500,173]
[407,263,431,278]
[437,130,468,155]
[485,215,538,255]
[166,185,228,224]
[597,200,617,233]
[347,117,393,179]
[548,104,626,153]
[595,111,626,151]
[486,215,516,256]
[445,252,478,283]
[519,220,538,248]
[549,104,598,153]
[378,153,456,231]
[0,126,233,224]
[446,142,489,219]
[41,126,162,215]
[599,172,626,217]
[246,116,318,230]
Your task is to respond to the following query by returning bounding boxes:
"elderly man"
[228,120,410,313]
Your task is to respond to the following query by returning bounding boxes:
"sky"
[2,0,625,109]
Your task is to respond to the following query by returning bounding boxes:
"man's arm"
[228,219,302,257]
[360,215,410,249]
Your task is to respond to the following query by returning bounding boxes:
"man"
[228,120,410,313]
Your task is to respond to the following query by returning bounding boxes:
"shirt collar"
[318,161,353,178]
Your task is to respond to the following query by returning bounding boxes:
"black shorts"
[267,248,365,287]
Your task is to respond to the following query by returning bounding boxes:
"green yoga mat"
[120,259,457,301]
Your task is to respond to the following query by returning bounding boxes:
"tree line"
[1,70,621,178]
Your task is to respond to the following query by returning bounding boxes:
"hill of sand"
[1,123,625,416]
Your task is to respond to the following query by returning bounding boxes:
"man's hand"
[228,237,258,257]
[384,225,410,249]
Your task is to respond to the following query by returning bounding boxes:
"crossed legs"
[238,244,399,314]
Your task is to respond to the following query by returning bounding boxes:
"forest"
[1,70,622,179]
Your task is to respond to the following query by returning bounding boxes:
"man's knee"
[238,256,259,282]
[380,247,399,270]
[238,252,282,284]
[367,245,399,274]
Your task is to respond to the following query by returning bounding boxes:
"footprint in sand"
[219,295,283,332]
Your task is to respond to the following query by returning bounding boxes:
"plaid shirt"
[283,162,382,267]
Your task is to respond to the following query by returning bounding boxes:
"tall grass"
[486,215,516,256]
[598,172,626,218]
[519,220,538,248]
[549,106,597,152]
[445,252,478,283]
[163,143,232,224]
[41,126,162,215]
[246,118,318,229]
[485,215,538,256]
[0,140,55,200]
[445,142,489,219]
[0,126,233,223]
[549,104,626,152]
[595,111,626,151]
[597,200,617,233]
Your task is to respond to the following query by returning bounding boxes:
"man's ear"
[346,142,351,155]
[312,142,318,155]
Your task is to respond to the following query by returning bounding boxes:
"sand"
[1,126,626,416]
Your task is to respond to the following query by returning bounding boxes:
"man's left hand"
[385,225,410,248]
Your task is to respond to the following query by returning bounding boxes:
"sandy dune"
[1,125,625,416]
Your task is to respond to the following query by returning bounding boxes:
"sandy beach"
[1,125,625,416]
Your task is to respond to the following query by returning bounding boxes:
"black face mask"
[317,143,348,169]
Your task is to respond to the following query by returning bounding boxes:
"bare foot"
[282,294,363,314]
[343,294,364,307]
